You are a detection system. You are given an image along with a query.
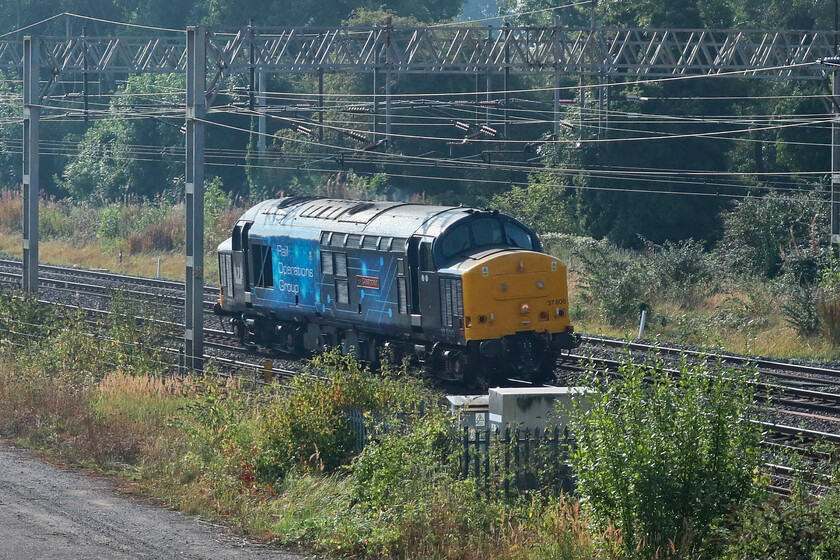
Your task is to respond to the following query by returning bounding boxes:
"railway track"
[580,335,840,389]
[5,260,840,427]
[6,259,840,396]
[0,258,219,309]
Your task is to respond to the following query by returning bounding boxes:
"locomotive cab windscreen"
[437,214,540,264]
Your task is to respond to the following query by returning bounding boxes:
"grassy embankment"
[0,295,620,559]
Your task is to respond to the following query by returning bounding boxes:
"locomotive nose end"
[460,251,575,344]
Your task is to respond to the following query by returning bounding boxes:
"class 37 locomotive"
[214,196,580,386]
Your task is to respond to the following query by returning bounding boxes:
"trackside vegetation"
[2,293,840,559]
[4,185,840,361]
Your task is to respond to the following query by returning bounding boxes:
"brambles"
[572,238,652,326]
[571,237,714,327]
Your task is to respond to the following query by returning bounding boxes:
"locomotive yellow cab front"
[435,249,579,383]
[460,251,574,344]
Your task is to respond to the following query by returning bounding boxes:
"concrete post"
[22,36,39,294]
[185,26,206,372]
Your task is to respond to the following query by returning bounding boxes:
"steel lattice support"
[9,27,835,79]
[185,27,206,372]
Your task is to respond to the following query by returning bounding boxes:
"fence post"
[553,426,560,493]
[462,427,469,479]
[483,427,490,497]
[514,427,520,490]
[473,427,480,480]
[504,426,510,500]
[263,360,273,384]
[638,309,647,339]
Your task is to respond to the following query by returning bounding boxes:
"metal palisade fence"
[462,426,575,498]
[345,404,575,496]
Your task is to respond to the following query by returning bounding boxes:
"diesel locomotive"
[214,196,580,385]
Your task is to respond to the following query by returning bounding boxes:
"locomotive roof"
[242,196,485,239]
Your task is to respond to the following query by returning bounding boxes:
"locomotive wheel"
[462,359,489,392]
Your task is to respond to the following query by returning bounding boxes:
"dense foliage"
[568,357,763,558]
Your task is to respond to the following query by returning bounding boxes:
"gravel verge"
[0,443,307,560]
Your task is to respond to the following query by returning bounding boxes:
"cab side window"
[251,243,274,288]
[420,241,435,271]
[440,225,470,258]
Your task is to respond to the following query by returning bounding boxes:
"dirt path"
[0,443,307,559]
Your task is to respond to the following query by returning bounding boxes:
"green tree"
[488,179,578,235]
[199,0,464,27]
[58,74,184,201]
[714,189,828,279]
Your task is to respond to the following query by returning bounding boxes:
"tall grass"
[0,189,22,233]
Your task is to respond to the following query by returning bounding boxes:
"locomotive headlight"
[537,280,544,289]
[520,303,530,314]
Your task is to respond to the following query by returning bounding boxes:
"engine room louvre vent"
[347,202,374,215]
[262,196,317,215]
[440,277,463,327]
[300,199,362,220]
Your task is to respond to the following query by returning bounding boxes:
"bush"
[721,463,840,560]
[98,204,133,240]
[0,290,56,349]
[645,238,715,308]
[781,261,840,345]
[783,285,820,337]
[40,203,75,239]
[351,411,459,510]
[715,190,828,279]
[126,215,183,253]
[573,238,652,325]
[253,351,429,482]
[344,412,480,556]
[568,356,763,558]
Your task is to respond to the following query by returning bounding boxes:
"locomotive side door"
[232,220,253,305]
[407,236,435,331]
